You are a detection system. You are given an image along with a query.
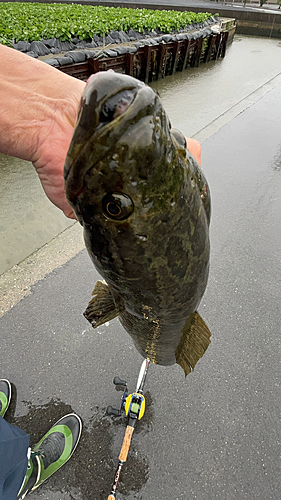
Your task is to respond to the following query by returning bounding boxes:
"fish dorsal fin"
[83,280,122,328]
[175,312,211,377]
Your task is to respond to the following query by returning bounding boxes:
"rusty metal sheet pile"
[38,18,236,83]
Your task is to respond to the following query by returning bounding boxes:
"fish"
[64,71,211,376]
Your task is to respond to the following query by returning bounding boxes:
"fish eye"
[102,193,134,221]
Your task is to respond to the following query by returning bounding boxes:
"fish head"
[64,70,181,216]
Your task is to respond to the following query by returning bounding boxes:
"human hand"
[0,44,85,219]
[32,89,85,219]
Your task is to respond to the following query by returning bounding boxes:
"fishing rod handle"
[119,425,134,462]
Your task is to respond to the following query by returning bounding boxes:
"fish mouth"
[84,71,143,136]
[97,89,137,130]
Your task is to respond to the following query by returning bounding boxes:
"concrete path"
[0,154,75,275]
[1,63,281,499]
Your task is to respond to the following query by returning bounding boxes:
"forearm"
[0,44,85,162]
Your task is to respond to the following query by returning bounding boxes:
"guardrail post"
[88,57,100,75]
[171,41,180,74]
[125,52,134,76]
[204,35,215,63]
[220,32,229,58]
[181,38,191,71]
[157,42,167,79]
[190,38,203,67]
[142,45,152,83]
[213,33,222,60]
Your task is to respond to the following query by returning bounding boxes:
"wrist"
[0,44,85,162]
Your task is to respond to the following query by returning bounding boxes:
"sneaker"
[17,452,41,500]
[0,379,11,417]
[17,413,82,498]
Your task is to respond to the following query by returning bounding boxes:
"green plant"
[0,3,215,45]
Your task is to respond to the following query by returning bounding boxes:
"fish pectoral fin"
[175,311,211,377]
[83,280,121,328]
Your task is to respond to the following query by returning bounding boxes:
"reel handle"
[113,376,127,387]
[106,406,121,417]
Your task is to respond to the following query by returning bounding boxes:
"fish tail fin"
[175,311,211,377]
[83,280,121,328]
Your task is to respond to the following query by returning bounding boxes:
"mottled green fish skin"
[64,71,211,368]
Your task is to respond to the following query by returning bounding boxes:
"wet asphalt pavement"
[1,65,281,500]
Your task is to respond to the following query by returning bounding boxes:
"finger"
[64,207,77,220]
[185,137,202,167]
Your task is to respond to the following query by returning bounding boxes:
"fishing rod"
[107,358,150,500]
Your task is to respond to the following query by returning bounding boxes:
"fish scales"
[64,71,211,376]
